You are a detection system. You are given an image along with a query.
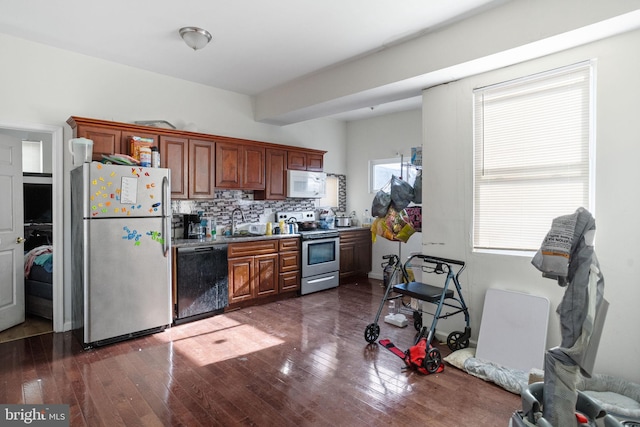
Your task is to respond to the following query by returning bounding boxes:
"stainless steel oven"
[276,211,341,295]
[300,231,340,295]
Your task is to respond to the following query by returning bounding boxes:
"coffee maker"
[183,214,203,239]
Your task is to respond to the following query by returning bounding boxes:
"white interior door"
[0,134,25,331]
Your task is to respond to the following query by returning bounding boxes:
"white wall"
[422,29,640,383]
[0,33,347,330]
[346,109,423,279]
[0,34,347,172]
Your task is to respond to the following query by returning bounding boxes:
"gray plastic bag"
[371,180,392,218]
[390,175,414,211]
[412,170,422,204]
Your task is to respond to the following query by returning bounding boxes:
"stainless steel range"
[276,211,340,295]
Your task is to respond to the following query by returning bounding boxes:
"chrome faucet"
[231,208,246,235]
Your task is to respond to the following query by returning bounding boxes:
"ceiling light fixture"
[179,27,212,51]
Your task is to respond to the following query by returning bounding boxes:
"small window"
[369,158,416,193]
[22,140,43,173]
[473,61,594,252]
[319,175,339,208]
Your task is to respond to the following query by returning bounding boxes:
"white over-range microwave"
[287,170,327,198]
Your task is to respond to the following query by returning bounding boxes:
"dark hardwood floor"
[0,278,520,426]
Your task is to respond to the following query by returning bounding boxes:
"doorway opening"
[0,121,63,341]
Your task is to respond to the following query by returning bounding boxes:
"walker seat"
[393,281,454,302]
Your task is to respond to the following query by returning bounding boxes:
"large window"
[473,61,594,252]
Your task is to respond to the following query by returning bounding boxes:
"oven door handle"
[306,275,336,284]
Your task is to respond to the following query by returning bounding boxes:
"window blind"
[473,61,594,252]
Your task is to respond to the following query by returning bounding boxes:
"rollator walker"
[364,253,471,373]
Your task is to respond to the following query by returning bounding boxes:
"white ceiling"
[0,0,505,121]
[2,1,639,124]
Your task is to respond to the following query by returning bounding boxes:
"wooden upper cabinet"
[216,141,265,190]
[67,117,326,197]
[255,148,287,200]
[216,142,241,188]
[159,136,188,199]
[188,139,215,199]
[160,136,214,200]
[287,151,307,170]
[243,144,265,189]
[74,125,122,161]
[287,150,323,171]
[306,152,324,171]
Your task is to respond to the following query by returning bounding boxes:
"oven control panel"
[275,211,316,222]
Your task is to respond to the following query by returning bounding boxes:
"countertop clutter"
[172,225,369,247]
[172,233,301,248]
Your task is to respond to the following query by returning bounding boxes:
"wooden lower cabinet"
[228,254,278,303]
[255,253,279,297]
[227,238,300,307]
[279,238,300,293]
[339,228,372,282]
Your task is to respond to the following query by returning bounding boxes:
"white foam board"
[476,288,550,371]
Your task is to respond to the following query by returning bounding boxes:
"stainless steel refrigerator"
[71,162,172,348]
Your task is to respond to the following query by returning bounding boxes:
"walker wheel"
[446,331,470,352]
[364,323,380,343]
[424,347,442,374]
[412,311,422,331]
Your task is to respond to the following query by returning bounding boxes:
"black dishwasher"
[175,244,228,325]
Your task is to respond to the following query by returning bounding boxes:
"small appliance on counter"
[183,214,202,239]
[335,211,356,227]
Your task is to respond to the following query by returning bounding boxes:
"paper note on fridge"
[120,177,138,204]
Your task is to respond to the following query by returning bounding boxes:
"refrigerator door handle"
[162,175,170,257]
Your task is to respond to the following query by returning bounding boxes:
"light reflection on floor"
[153,315,284,367]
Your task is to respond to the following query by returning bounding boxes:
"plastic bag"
[390,175,414,211]
[371,180,392,218]
[371,206,416,243]
[412,170,422,204]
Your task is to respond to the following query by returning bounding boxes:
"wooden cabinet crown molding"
[67,116,326,157]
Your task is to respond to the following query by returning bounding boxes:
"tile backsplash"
[171,190,316,238]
